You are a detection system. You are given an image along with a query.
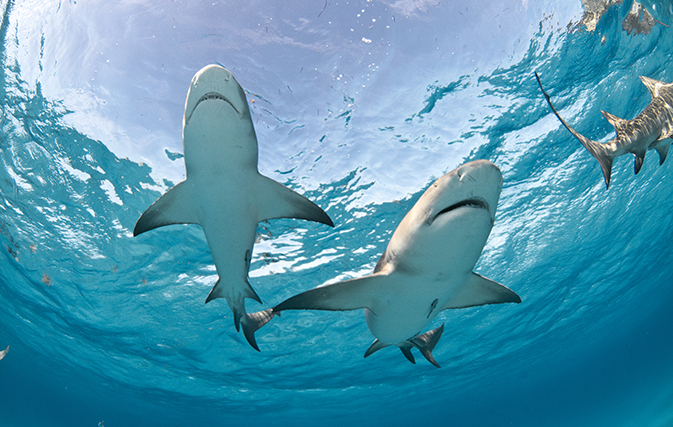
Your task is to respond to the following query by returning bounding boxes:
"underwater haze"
[1,0,673,426]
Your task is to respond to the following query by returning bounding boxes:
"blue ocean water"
[0,0,672,426]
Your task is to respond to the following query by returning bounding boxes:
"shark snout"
[183,64,250,126]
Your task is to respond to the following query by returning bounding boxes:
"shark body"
[536,72,673,188]
[0,345,8,361]
[134,65,333,350]
[274,160,520,367]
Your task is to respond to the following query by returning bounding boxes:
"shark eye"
[432,198,488,223]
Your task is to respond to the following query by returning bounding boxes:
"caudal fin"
[535,73,615,189]
[242,309,276,351]
[391,324,445,368]
[205,278,262,333]
[409,324,445,368]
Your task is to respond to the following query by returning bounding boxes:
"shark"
[536,72,673,189]
[0,345,8,361]
[273,160,521,367]
[134,64,334,350]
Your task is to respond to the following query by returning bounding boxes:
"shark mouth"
[186,92,239,124]
[432,198,489,223]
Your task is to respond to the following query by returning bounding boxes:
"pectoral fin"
[273,274,387,313]
[257,175,334,227]
[442,273,521,310]
[134,181,199,236]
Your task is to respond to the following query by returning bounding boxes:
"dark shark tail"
[535,73,615,189]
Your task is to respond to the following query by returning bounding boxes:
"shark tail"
[535,73,615,189]
[204,279,276,351]
[408,324,444,368]
[205,278,262,332]
[363,325,444,368]
[242,309,276,352]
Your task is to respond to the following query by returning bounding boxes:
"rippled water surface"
[1,1,672,426]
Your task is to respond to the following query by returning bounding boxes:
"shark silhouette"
[134,65,334,350]
[273,160,521,367]
[536,72,673,188]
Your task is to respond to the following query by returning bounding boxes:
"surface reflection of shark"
[0,345,8,360]
[537,72,673,189]
[273,160,521,367]
[134,65,334,350]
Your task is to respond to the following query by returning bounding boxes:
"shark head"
[181,64,258,175]
[421,159,502,225]
[378,159,503,276]
[183,64,251,126]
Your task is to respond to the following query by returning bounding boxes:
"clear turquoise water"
[0,0,672,426]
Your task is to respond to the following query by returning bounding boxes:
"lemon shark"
[134,64,334,350]
[536,72,673,189]
[0,345,8,361]
[273,160,521,367]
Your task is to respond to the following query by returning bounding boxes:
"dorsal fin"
[601,110,627,130]
[640,76,663,98]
